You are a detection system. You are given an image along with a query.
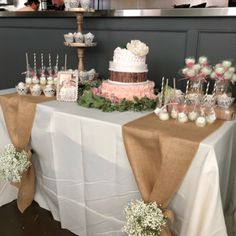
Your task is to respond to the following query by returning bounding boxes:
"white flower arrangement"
[126,40,149,57]
[210,60,236,84]
[0,144,31,183]
[182,56,212,81]
[122,200,167,236]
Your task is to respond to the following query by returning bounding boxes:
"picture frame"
[57,71,78,102]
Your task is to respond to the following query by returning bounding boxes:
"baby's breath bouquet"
[0,144,31,183]
[122,200,167,236]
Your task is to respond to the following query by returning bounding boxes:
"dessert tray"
[64,42,97,47]
[66,8,95,12]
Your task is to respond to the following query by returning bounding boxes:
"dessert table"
[0,89,235,236]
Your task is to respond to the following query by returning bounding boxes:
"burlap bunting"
[0,93,55,213]
[122,113,224,235]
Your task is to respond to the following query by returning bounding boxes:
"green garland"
[78,80,101,97]
[78,89,157,112]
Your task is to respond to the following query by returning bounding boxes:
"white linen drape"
[0,94,235,235]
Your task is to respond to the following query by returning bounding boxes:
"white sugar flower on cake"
[126,40,149,57]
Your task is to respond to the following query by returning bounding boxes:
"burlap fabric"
[0,93,55,212]
[122,112,224,235]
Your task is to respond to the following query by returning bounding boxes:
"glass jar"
[189,80,204,94]
[186,80,204,105]
[215,80,232,97]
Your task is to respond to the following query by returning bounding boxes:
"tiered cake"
[99,40,156,101]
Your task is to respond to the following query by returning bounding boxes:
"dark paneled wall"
[0,16,236,95]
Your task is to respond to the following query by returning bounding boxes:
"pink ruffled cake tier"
[99,80,156,101]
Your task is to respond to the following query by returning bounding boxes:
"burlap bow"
[122,112,224,235]
[0,93,54,212]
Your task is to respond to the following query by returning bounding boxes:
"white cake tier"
[109,61,148,73]
[113,47,146,65]
[100,80,156,101]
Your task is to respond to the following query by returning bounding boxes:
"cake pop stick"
[48,53,52,69]
[185,80,190,95]
[56,54,59,68]
[34,52,37,76]
[159,77,165,106]
[64,54,67,71]
[26,52,29,71]
[164,78,169,105]
[33,52,37,73]
[160,77,164,95]
[212,81,217,97]
[205,82,210,95]
[173,78,176,93]
[165,78,169,90]
[41,53,44,69]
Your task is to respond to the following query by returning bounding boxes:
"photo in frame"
[57,71,78,102]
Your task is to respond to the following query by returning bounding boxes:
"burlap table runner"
[122,113,224,235]
[0,93,55,213]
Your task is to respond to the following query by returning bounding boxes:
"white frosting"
[195,116,206,127]
[40,76,47,85]
[32,76,39,84]
[110,47,148,73]
[159,112,169,121]
[113,47,146,65]
[109,61,148,73]
[188,111,198,121]
[170,109,178,119]
[222,60,232,68]
[25,77,32,84]
[206,114,216,124]
[178,112,188,123]
[18,82,25,88]
[32,84,41,90]
[198,56,208,65]
[47,76,54,85]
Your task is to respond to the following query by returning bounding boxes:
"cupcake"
[80,0,90,9]
[30,84,42,96]
[69,0,79,8]
[79,71,88,81]
[217,94,234,109]
[64,33,74,43]
[43,85,56,97]
[84,32,94,45]
[87,69,96,80]
[74,32,84,43]
[16,82,28,95]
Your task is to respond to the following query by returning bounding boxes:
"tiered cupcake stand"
[64,8,97,71]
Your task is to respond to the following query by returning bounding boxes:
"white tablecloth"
[0,90,235,236]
